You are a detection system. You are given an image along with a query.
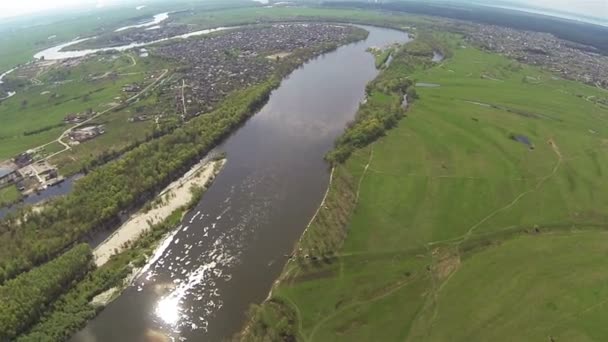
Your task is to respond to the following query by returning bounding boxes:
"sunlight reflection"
[155,296,180,326]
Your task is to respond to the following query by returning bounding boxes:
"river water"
[33,27,234,60]
[0,175,81,220]
[71,25,409,342]
[115,12,170,32]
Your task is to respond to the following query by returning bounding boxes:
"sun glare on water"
[155,296,181,326]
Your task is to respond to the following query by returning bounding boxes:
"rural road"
[40,68,170,161]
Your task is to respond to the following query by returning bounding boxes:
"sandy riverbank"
[93,158,226,266]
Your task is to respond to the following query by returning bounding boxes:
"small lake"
[512,134,533,147]
[0,174,81,219]
[71,25,410,342]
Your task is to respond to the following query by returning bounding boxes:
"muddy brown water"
[71,25,409,342]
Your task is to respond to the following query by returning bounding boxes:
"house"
[68,125,105,142]
[0,162,19,186]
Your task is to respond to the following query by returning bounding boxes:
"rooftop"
[0,165,17,178]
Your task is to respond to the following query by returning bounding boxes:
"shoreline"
[93,158,226,267]
[90,157,226,306]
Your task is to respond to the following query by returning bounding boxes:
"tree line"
[326,35,443,164]
[0,244,92,341]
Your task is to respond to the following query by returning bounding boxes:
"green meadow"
[177,6,434,29]
[247,35,608,341]
[0,185,21,207]
[0,53,169,161]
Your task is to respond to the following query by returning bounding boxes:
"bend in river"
[65,25,409,341]
[33,26,235,60]
[115,12,170,32]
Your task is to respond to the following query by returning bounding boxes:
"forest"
[0,244,92,341]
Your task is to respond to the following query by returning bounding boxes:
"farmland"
[245,33,608,341]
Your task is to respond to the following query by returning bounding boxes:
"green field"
[176,6,434,29]
[247,35,608,341]
[0,185,21,207]
[49,102,156,176]
[0,53,169,161]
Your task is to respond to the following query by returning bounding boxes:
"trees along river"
[0,27,369,340]
[71,25,410,342]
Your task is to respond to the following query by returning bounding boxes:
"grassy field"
[49,103,156,176]
[246,34,608,341]
[0,53,169,161]
[177,6,434,28]
[0,185,22,207]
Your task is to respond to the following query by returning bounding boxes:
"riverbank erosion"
[239,33,443,341]
[0,25,368,341]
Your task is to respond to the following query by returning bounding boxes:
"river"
[33,27,234,60]
[71,25,409,341]
[115,12,170,32]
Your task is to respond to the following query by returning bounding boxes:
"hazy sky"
[0,0,606,22]
[486,0,607,20]
[0,0,122,18]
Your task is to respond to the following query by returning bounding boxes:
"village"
[3,19,606,205]
[65,24,194,51]
[0,23,359,204]
[156,23,359,116]
[460,22,608,88]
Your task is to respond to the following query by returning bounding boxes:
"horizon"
[0,0,606,26]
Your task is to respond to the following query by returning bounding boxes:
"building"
[0,162,20,187]
[68,125,105,143]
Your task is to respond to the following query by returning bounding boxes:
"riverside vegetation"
[0,28,367,340]
[241,32,441,341]
[241,29,608,341]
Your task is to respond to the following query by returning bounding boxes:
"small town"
[459,22,608,88]
[66,24,193,50]
[156,23,358,115]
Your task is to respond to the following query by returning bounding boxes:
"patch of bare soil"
[432,247,461,281]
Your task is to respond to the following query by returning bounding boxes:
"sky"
[0,0,606,24]
[476,0,607,24]
[0,0,124,18]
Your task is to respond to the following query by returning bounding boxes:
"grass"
[50,109,155,176]
[245,34,608,341]
[0,185,21,207]
[0,53,169,161]
[176,6,435,29]
[410,231,608,341]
